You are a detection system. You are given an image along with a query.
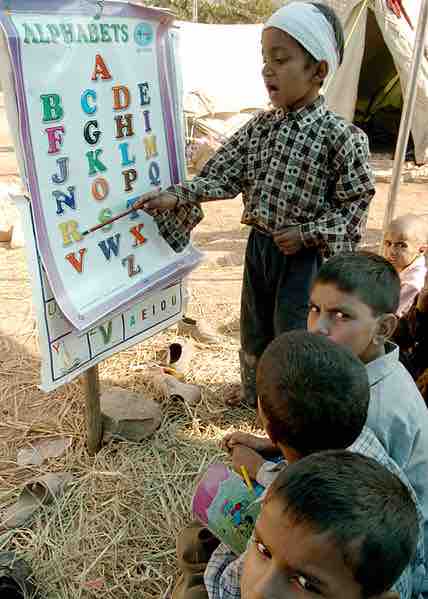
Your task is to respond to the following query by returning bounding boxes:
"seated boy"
[237,451,420,599]
[175,332,425,599]
[393,270,428,404]
[383,214,427,316]
[304,251,428,567]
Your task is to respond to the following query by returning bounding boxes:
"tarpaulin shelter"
[177,1,428,164]
[325,0,428,165]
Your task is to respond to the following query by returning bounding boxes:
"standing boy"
[137,2,375,406]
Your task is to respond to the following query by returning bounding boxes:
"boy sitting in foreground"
[231,253,428,591]
[176,332,425,599]
[237,451,420,599]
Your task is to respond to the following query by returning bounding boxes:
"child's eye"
[384,240,392,247]
[309,304,319,314]
[290,575,321,594]
[254,539,271,559]
[334,311,349,320]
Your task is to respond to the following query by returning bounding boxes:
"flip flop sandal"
[163,340,194,375]
[177,317,219,345]
[1,473,73,530]
[149,367,201,406]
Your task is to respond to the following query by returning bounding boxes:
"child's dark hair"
[313,251,401,316]
[266,451,419,597]
[306,2,344,65]
[257,331,369,454]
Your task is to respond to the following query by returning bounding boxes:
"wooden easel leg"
[84,365,103,455]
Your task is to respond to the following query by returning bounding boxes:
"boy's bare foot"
[224,384,243,407]
[224,385,258,407]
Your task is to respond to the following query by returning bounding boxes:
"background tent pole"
[193,0,198,22]
[380,0,428,245]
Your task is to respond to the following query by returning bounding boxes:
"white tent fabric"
[177,21,267,113]
[325,0,428,164]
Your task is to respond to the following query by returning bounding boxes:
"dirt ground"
[0,180,427,597]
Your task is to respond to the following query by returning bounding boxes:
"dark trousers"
[240,229,322,358]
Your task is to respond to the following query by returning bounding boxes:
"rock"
[101,386,162,442]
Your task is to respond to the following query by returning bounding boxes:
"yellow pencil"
[240,465,255,494]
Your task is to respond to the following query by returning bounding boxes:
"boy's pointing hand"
[273,226,304,255]
[133,188,178,215]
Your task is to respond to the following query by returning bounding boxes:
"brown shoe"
[0,552,35,598]
[172,523,220,599]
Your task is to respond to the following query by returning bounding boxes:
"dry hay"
[0,244,257,598]
[3,183,427,597]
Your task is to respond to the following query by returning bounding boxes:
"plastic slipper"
[149,367,201,406]
[177,316,219,345]
[163,340,194,375]
[1,473,73,530]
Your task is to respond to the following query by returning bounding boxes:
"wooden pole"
[380,0,428,246]
[84,365,103,455]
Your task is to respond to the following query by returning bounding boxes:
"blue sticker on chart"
[134,23,154,47]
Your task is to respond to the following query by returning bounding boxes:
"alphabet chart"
[0,0,201,332]
[17,195,184,392]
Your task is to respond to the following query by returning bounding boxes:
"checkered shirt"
[203,427,425,599]
[164,95,375,256]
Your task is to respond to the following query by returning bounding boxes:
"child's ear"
[313,60,329,85]
[258,398,277,443]
[374,313,397,344]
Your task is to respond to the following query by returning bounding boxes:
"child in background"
[383,214,427,316]
[212,332,425,599]
[137,1,375,407]
[393,270,428,404]
[239,452,420,599]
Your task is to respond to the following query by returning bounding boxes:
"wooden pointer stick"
[81,205,140,236]
[81,188,161,236]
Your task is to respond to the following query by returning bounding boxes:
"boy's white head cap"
[264,2,340,77]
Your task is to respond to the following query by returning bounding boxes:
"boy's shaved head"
[383,215,427,273]
[386,214,427,243]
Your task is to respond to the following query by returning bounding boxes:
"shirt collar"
[400,254,426,282]
[365,341,399,387]
[273,95,326,129]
